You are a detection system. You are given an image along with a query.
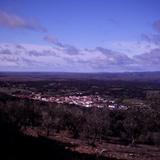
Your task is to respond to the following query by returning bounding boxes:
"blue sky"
[0,0,160,72]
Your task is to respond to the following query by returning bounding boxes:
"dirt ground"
[25,128,160,160]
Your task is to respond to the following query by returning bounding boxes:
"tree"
[84,108,110,146]
[123,107,143,145]
[42,110,54,136]
[60,106,85,138]
[5,100,42,131]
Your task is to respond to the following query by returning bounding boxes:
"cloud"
[0,42,160,72]
[64,45,80,55]
[141,20,160,45]
[134,48,160,65]
[43,35,80,55]
[141,33,160,45]
[137,19,160,47]
[0,49,12,55]
[0,10,47,32]
[44,35,64,47]
[153,20,160,33]
[96,47,133,64]
[130,48,160,71]
[103,40,159,57]
[0,43,132,72]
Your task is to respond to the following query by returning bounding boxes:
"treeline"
[0,93,160,146]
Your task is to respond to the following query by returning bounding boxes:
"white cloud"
[102,40,159,57]
[0,42,160,72]
[0,43,133,72]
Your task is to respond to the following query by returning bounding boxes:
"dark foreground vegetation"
[0,94,112,160]
[0,92,160,159]
[0,119,108,160]
[1,92,160,145]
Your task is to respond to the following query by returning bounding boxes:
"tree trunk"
[131,136,135,145]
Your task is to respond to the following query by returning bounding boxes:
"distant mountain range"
[1,71,160,82]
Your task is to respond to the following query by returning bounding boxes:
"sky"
[0,0,160,72]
